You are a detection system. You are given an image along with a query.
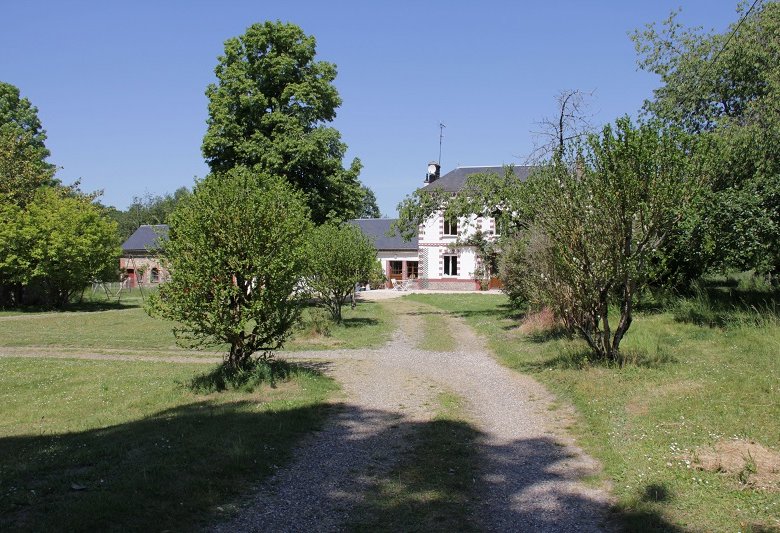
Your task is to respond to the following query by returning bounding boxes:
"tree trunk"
[610,279,635,364]
[227,333,251,370]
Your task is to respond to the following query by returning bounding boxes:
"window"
[389,261,403,278]
[443,217,458,236]
[444,255,458,276]
[406,261,419,279]
[150,267,160,283]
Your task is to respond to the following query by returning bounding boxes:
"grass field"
[0,288,398,530]
[0,295,393,356]
[407,292,780,532]
[0,357,337,531]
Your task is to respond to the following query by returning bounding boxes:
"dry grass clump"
[517,307,558,335]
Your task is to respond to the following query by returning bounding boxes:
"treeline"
[0,82,119,308]
[396,1,780,362]
[103,188,192,241]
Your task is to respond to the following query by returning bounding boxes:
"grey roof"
[350,218,418,251]
[424,165,535,192]
[121,224,169,253]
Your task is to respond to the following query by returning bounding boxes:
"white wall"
[418,210,497,282]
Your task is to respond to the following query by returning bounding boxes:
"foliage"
[296,307,333,338]
[452,230,499,290]
[0,81,53,176]
[148,167,312,369]
[188,358,297,393]
[359,185,381,218]
[0,187,119,308]
[0,82,118,308]
[0,129,56,207]
[306,222,376,322]
[105,187,191,240]
[497,235,528,308]
[512,118,700,363]
[367,259,386,289]
[633,1,780,279]
[202,21,365,224]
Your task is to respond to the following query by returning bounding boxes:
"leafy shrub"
[297,308,333,337]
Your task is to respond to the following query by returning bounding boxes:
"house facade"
[414,164,534,290]
[119,224,168,287]
[349,218,418,286]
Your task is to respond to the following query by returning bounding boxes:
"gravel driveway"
[211,299,612,532]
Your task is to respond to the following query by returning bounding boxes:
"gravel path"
[211,300,612,532]
[0,346,220,364]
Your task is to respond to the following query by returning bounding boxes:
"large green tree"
[358,185,381,219]
[202,21,365,224]
[0,82,120,308]
[149,167,312,369]
[0,82,57,206]
[633,1,780,279]
[0,82,52,169]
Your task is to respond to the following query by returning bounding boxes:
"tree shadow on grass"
[348,418,684,532]
[2,401,683,533]
[0,399,335,532]
[0,300,142,315]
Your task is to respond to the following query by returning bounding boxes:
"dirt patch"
[692,439,780,491]
[625,380,703,416]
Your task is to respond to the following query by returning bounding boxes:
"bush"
[367,260,386,289]
[306,223,376,322]
[297,308,333,337]
[148,168,312,370]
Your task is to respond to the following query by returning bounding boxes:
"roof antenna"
[438,122,446,166]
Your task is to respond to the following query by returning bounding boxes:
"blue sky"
[2,1,739,216]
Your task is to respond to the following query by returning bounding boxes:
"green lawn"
[0,293,390,530]
[0,357,337,531]
[407,293,780,532]
[286,300,395,351]
[0,299,393,356]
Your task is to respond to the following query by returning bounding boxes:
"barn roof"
[349,218,417,251]
[121,224,168,254]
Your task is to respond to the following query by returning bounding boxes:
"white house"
[414,164,534,290]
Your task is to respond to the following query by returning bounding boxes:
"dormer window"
[443,217,458,236]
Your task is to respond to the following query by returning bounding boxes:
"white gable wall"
[417,210,497,290]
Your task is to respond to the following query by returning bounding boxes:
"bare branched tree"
[526,89,596,163]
